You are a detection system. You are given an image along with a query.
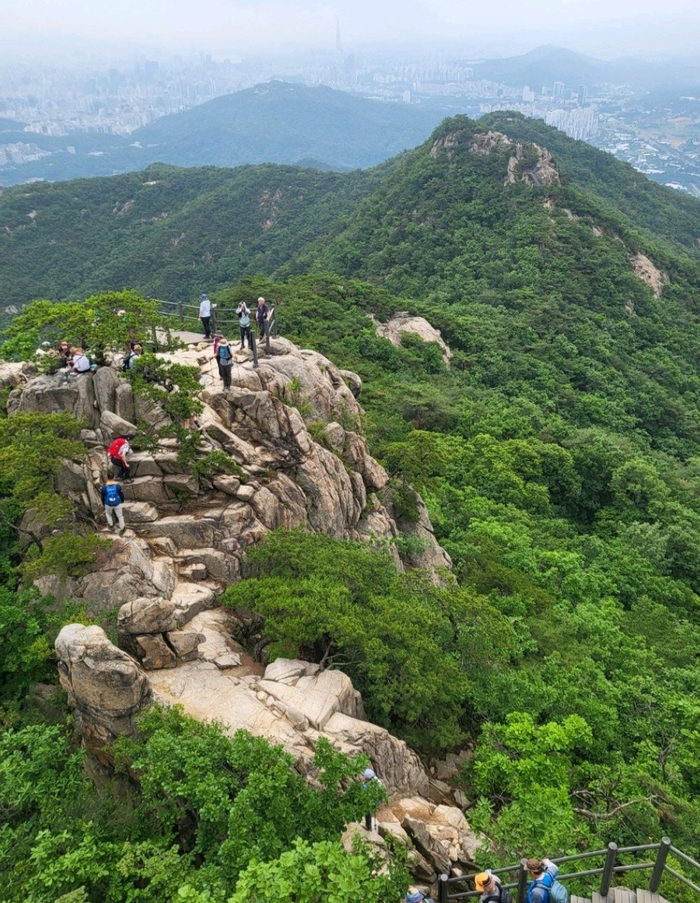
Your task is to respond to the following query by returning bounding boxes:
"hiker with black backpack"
[475,871,512,903]
[100,477,126,534]
[526,858,569,903]
[217,339,233,389]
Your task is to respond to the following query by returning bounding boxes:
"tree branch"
[572,796,657,820]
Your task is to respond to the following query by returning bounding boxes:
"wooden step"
[612,888,636,903]
[571,895,592,903]
[636,889,669,903]
[592,893,614,903]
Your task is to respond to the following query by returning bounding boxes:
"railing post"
[600,842,618,897]
[517,859,529,903]
[178,301,183,320]
[250,332,259,369]
[438,873,450,903]
[649,837,671,893]
[211,304,217,334]
[265,308,273,355]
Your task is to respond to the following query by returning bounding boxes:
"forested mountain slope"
[4,116,700,890]
[0,160,386,317]
[0,81,442,186]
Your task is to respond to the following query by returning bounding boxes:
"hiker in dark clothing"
[255,296,269,338]
[217,339,233,389]
[475,872,512,903]
[100,477,125,533]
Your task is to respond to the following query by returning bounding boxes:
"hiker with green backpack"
[526,858,569,903]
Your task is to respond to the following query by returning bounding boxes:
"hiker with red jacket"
[108,435,132,480]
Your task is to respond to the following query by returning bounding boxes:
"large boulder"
[55,624,152,763]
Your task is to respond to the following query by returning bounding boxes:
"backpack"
[108,438,128,458]
[527,875,568,903]
[103,483,121,506]
[484,887,513,903]
[218,344,232,365]
[121,352,133,372]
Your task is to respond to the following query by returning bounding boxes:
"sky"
[1,0,699,59]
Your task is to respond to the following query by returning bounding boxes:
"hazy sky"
[1,0,699,57]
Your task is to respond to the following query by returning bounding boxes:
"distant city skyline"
[0,0,699,60]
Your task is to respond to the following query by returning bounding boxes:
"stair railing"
[438,837,700,903]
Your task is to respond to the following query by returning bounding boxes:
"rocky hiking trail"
[1,333,476,892]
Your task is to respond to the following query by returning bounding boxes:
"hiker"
[58,347,91,381]
[217,338,233,389]
[57,341,71,369]
[212,334,224,377]
[100,477,126,534]
[475,871,512,903]
[237,302,252,349]
[526,858,567,903]
[199,293,212,339]
[108,435,132,480]
[361,767,383,832]
[121,343,142,371]
[255,296,269,339]
[404,889,435,903]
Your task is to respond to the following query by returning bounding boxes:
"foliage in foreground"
[0,706,403,903]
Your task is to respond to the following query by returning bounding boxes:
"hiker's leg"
[114,504,125,531]
[105,506,114,528]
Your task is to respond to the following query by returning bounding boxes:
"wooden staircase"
[572,888,672,903]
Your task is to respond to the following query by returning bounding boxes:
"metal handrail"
[670,847,700,872]
[438,836,698,903]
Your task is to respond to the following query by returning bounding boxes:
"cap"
[526,859,544,873]
[405,892,424,903]
[201,293,208,300]
[257,296,265,302]
[362,768,376,780]
[475,874,494,892]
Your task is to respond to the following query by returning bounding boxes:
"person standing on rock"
[361,767,384,832]
[255,296,269,339]
[100,477,126,534]
[237,302,252,349]
[217,339,233,389]
[108,435,132,480]
[199,293,212,340]
[212,333,224,378]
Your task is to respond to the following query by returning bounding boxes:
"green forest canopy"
[3,110,700,897]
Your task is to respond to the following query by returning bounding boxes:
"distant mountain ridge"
[0,81,444,187]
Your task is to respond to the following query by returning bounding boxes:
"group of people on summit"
[199,292,269,344]
[404,857,567,903]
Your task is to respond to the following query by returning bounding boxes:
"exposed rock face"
[8,335,448,614]
[468,130,512,156]
[55,614,477,883]
[631,252,667,298]
[374,313,452,366]
[28,332,463,885]
[506,142,560,186]
[56,624,152,764]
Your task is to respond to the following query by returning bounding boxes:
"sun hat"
[475,873,493,892]
[362,768,376,780]
[405,892,424,903]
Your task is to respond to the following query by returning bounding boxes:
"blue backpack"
[104,483,121,506]
[527,874,568,903]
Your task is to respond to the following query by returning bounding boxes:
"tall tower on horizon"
[336,20,342,53]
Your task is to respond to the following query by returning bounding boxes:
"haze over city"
[1,0,699,58]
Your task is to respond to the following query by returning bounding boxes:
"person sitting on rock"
[57,340,71,369]
[100,477,126,534]
[108,435,133,480]
[68,347,91,376]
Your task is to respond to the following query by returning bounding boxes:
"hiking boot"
[107,524,114,532]
[119,526,126,535]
